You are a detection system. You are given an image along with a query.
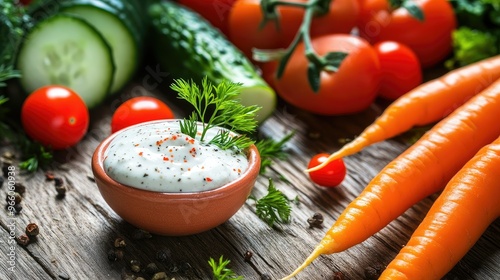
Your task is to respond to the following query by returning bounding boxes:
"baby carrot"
[282,77,500,279]
[379,135,500,280]
[308,54,500,172]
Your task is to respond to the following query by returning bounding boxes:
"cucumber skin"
[28,0,147,49]
[148,1,276,109]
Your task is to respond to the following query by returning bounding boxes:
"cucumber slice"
[17,14,114,108]
[61,5,138,93]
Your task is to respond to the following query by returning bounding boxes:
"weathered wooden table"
[1,71,499,280]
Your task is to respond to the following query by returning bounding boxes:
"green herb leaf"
[171,77,260,151]
[255,131,295,174]
[1,0,32,73]
[208,256,244,280]
[445,27,498,69]
[251,178,291,227]
[0,65,20,88]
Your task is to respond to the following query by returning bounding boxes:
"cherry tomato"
[357,0,456,68]
[21,85,89,150]
[228,0,359,59]
[308,153,346,187]
[111,96,175,133]
[177,0,237,36]
[374,41,423,100]
[273,34,381,115]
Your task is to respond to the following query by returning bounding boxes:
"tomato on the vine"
[308,153,346,187]
[21,85,89,150]
[111,96,175,133]
[357,0,456,68]
[177,0,236,36]
[228,0,360,59]
[374,41,423,101]
[273,34,381,115]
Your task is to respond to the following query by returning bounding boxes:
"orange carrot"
[379,135,500,280]
[282,77,500,279]
[308,55,500,172]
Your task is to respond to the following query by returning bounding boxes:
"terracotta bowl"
[91,120,260,236]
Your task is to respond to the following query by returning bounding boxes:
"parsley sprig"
[171,77,260,151]
[208,256,244,280]
[250,178,292,227]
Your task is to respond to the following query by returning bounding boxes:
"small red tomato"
[374,41,423,100]
[307,153,346,187]
[21,85,89,150]
[111,96,175,133]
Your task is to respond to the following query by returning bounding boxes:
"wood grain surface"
[0,74,499,280]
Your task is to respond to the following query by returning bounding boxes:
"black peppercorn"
[107,249,117,262]
[6,192,22,205]
[113,237,126,248]
[13,183,26,196]
[16,234,30,246]
[13,203,22,214]
[155,248,172,263]
[55,185,67,198]
[115,249,124,260]
[307,212,324,228]
[25,223,39,237]
[244,250,253,262]
[54,177,64,187]
[2,162,10,177]
[45,171,55,181]
[145,262,160,275]
[129,259,141,273]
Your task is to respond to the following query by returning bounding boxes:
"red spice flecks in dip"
[103,121,249,192]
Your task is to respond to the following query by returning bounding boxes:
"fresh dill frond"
[251,178,291,227]
[170,77,260,150]
[208,256,244,280]
[255,131,295,174]
[178,111,199,138]
[209,132,253,151]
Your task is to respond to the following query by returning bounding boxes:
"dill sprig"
[208,256,244,280]
[255,131,295,174]
[250,178,291,227]
[171,77,260,151]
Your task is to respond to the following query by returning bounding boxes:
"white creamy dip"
[103,120,249,192]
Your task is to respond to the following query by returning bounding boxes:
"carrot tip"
[280,243,328,279]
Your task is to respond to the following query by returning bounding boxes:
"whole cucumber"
[148,1,277,123]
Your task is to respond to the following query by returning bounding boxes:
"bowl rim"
[91,119,261,198]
